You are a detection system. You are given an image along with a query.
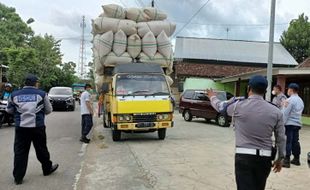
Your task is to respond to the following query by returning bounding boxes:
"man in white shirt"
[80,84,94,143]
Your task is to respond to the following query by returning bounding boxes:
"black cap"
[288,83,299,91]
[248,75,268,90]
[25,74,39,86]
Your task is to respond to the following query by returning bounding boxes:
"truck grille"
[133,114,157,123]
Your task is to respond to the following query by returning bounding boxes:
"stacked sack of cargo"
[92,4,176,88]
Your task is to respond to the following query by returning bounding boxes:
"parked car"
[179,89,233,127]
[48,87,75,111]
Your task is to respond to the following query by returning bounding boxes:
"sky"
[2,0,310,75]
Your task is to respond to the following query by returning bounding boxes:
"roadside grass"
[302,116,310,127]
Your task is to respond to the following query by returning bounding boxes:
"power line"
[172,20,289,28]
[173,0,212,38]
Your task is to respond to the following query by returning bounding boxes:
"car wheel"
[217,114,229,127]
[112,129,121,141]
[158,128,166,140]
[183,110,192,122]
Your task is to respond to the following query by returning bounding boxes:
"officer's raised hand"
[205,88,216,99]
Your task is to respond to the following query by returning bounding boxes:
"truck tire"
[158,128,166,140]
[217,114,229,127]
[112,130,121,141]
[183,110,192,122]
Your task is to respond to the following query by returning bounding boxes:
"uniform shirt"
[282,94,304,127]
[272,92,287,108]
[80,90,92,115]
[210,94,286,159]
[6,86,52,128]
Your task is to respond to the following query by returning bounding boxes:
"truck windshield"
[116,74,169,96]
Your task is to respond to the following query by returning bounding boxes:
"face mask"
[272,90,276,95]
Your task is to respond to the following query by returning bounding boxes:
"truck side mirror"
[101,83,109,93]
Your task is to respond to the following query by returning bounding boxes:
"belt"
[236,147,272,157]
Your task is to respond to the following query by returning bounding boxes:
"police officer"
[282,83,304,168]
[6,74,58,185]
[206,75,286,190]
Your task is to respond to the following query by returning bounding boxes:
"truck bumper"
[115,121,173,131]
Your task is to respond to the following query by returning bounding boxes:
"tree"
[280,13,310,63]
[28,35,63,90]
[0,3,33,50]
[5,47,39,87]
[52,61,79,87]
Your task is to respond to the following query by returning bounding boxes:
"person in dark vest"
[6,74,58,185]
[206,75,286,190]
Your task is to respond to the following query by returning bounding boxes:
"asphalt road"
[77,114,310,190]
[0,105,86,190]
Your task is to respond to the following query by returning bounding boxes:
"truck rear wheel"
[158,128,166,140]
[112,130,121,141]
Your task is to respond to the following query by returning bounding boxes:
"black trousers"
[285,125,301,158]
[235,154,272,190]
[13,127,52,180]
[81,114,93,137]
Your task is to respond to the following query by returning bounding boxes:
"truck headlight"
[157,113,171,121]
[117,115,132,122]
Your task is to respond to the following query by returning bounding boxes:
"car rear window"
[183,90,194,99]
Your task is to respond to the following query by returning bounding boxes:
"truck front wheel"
[112,130,121,141]
[158,128,166,140]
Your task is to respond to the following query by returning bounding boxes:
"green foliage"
[0,3,33,49]
[4,47,39,87]
[280,13,310,63]
[0,3,79,91]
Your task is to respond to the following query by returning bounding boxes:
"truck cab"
[102,63,174,141]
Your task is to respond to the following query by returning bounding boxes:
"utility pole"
[266,0,276,101]
[79,16,86,79]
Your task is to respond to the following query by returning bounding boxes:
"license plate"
[136,122,155,128]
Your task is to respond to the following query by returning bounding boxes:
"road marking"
[78,143,88,157]
[73,160,85,190]
[73,143,88,190]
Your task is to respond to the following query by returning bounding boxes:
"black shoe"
[283,157,291,168]
[80,137,90,143]
[14,179,23,185]
[43,164,59,176]
[291,158,301,166]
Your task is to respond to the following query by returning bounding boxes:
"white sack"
[127,34,142,59]
[165,75,174,86]
[157,31,172,58]
[143,7,167,20]
[113,30,127,56]
[118,19,137,36]
[93,17,137,35]
[103,52,132,66]
[142,31,157,57]
[93,31,114,58]
[102,4,126,19]
[126,8,150,22]
[139,52,169,67]
[93,17,119,34]
[137,21,176,37]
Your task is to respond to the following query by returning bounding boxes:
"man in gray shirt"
[206,75,286,190]
[282,83,304,168]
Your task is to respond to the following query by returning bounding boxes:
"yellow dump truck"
[101,63,174,141]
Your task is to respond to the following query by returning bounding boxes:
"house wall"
[184,78,235,94]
